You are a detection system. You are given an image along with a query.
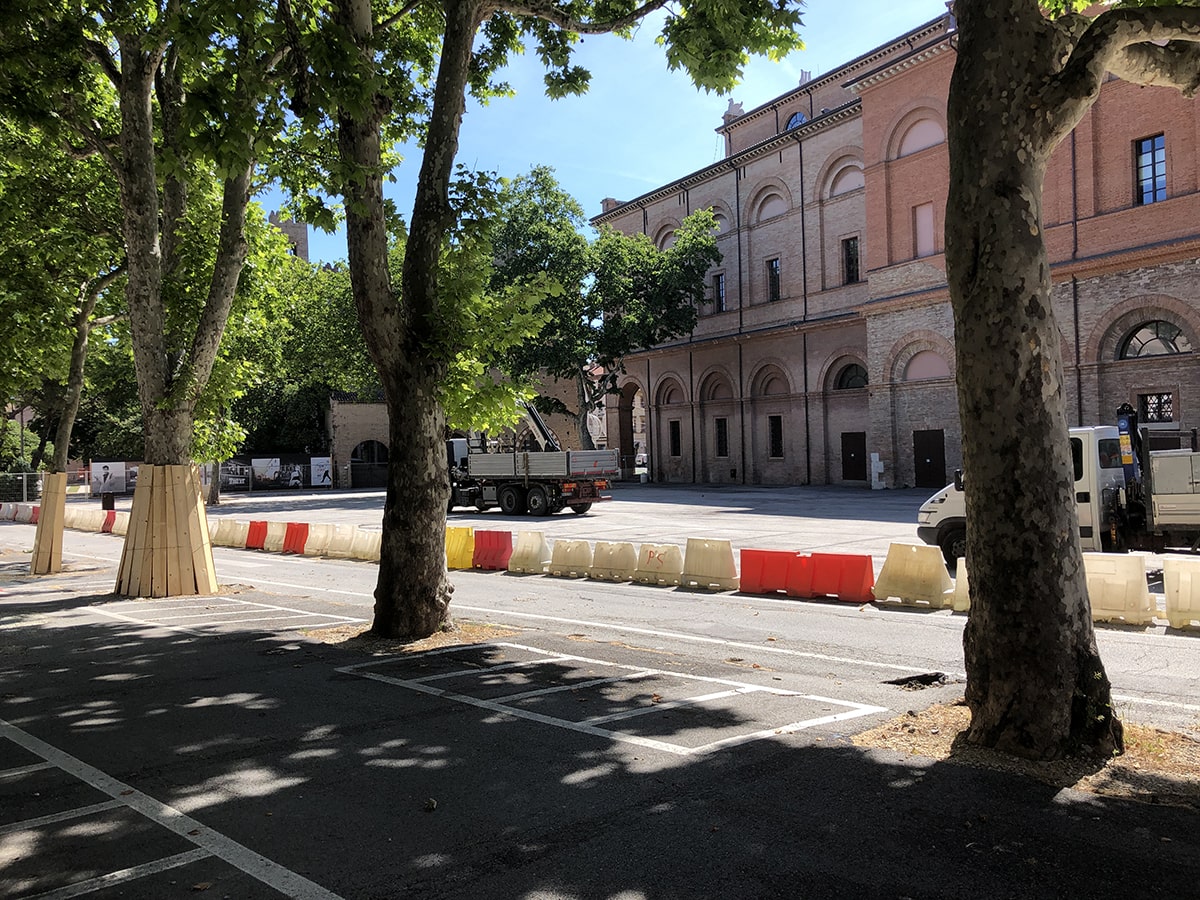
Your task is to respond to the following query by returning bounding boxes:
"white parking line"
[0,718,343,899]
[26,848,211,899]
[0,800,125,836]
[0,761,54,779]
[339,642,886,757]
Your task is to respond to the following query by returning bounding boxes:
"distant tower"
[269,211,309,262]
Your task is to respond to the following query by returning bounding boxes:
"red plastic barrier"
[472,530,513,571]
[788,552,874,603]
[246,520,268,550]
[101,510,117,533]
[30,506,39,525]
[739,549,797,595]
[282,522,309,555]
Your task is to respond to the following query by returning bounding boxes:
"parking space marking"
[339,642,887,757]
[31,848,212,900]
[85,596,365,636]
[1,761,54,779]
[0,718,343,900]
[0,800,125,837]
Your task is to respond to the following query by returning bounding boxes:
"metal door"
[913,429,946,488]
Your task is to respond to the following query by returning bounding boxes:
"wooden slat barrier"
[115,465,217,597]
[30,473,67,575]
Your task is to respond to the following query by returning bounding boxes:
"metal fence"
[0,473,42,503]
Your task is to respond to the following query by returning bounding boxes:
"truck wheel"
[498,485,527,516]
[527,485,552,517]
[940,526,966,567]
[569,503,592,515]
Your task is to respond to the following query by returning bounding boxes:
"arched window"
[755,193,788,223]
[897,118,945,157]
[835,364,868,389]
[785,111,808,130]
[1120,321,1192,358]
[904,350,952,381]
[829,166,865,197]
[712,213,727,234]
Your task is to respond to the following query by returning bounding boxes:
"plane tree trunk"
[335,0,488,637]
[944,0,1124,759]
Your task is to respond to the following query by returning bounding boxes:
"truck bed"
[467,449,620,480]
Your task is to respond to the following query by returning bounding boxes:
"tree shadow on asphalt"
[1,587,1198,899]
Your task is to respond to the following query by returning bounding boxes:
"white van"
[916,426,1127,564]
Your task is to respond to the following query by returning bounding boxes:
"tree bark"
[335,0,489,638]
[945,0,1121,760]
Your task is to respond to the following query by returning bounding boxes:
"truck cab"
[917,426,1126,564]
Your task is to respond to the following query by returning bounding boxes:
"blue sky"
[293,1,950,263]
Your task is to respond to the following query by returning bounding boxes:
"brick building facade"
[594,13,1200,489]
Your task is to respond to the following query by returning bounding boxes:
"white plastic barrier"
[633,543,684,586]
[589,541,638,582]
[304,523,333,557]
[1162,556,1200,629]
[259,521,287,553]
[548,539,593,578]
[111,511,131,536]
[212,518,249,548]
[61,506,82,529]
[952,558,970,612]
[75,509,107,532]
[681,538,739,591]
[14,504,36,524]
[508,531,551,575]
[350,528,381,562]
[1083,552,1154,625]
[324,524,358,558]
[872,542,953,608]
[0,502,16,520]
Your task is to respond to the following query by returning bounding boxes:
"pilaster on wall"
[868,383,898,489]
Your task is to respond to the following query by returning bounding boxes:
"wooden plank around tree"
[30,473,66,575]
[150,465,168,597]
[117,464,153,595]
[186,467,218,594]
[164,468,183,597]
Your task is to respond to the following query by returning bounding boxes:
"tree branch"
[1109,40,1200,97]
[84,39,122,86]
[1055,7,1200,100]
[377,0,429,33]
[1043,7,1200,145]
[497,0,670,34]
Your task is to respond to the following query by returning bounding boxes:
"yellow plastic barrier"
[112,511,131,536]
[445,526,475,570]
[1162,556,1200,629]
[351,528,381,562]
[262,521,288,553]
[304,523,333,556]
[872,542,953,608]
[633,543,685,586]
[213,518,250,548]
[548,539,592,578]
[1083,552,1154,625]
[508,531,551,575]
[952,558,970,612]
[681,538,739,591]
[589,541,638,582]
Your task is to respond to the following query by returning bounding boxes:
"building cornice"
[590,102,861,226]
[715,14,953,135]
[845,33,956,94]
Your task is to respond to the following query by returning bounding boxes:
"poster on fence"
[310,457,332,487]
[91,461,125,494]
[251,458,280,488]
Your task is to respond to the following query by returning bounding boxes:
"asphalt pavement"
[2,487,1199,898]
